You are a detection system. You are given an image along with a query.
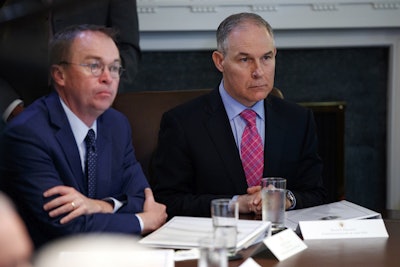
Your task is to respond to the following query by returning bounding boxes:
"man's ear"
[212,50,224,73]
[50,65,65,86]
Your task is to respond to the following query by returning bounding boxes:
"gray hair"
[216,13,274,55]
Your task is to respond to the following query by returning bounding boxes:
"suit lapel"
[46,92,113,197]
[204,89,248,192]
[46,92,86,189]
[95,114,112,197]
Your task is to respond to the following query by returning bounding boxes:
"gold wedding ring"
[71,202,76,209]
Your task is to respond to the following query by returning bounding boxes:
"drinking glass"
[211,198,238,255]
[197,236,228,267]
[261,177,286,231]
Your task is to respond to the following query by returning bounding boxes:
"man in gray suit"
[0,0,141,129]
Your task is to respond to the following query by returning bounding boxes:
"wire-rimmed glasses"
[59,61,124,78]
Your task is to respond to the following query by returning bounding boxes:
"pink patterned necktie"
[240,109,264,187]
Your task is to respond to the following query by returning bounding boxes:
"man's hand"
[136,188,167,235]
[237,185,262,214]
[43,185,113,224]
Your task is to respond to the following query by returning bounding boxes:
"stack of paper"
[285,200,382,230]
[139,216,270,251]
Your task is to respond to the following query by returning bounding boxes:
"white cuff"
[103,197,124,213]
[2,99,23,122]
[135,214,144,231]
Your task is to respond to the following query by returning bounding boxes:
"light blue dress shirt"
[218,81,265,153]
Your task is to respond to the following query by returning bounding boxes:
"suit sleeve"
[151,110,233,218]
[109,0,141,93]
[0,77,21,120]
[108,115,150,214]
[286,108,327,208]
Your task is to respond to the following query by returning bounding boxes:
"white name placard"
[299,219,389,240]
[239,257,262,267]
[263,229,307,261]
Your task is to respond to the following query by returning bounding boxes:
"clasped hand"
[238,185,292,214]
[237,185,263,214]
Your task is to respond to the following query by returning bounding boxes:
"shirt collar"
[218,80,265,121]
[59,97,97,145]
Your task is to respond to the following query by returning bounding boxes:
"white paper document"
[299,218,389,240]
[139,216,270,251]
[285,200,381,231]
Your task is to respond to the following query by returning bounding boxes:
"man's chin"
[94,100,113,113]
[254,91,269,100]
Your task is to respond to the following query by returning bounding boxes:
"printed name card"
[299,218,389,240]
[263,229,307,261]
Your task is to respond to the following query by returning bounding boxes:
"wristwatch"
[286,190,296,209]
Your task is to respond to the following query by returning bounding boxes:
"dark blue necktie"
[85,129,97,198]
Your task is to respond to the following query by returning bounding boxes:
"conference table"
[176,219,400,267]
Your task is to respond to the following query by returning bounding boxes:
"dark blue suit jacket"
[152,88,326,218]
[0,92,148,248]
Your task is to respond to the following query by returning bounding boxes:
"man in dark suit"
[0,0,141,129]
[0,24,166,249]
[151,13,326,219]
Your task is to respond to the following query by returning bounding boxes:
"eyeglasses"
[59,61,124,78]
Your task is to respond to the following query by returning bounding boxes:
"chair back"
[113,89,211,177]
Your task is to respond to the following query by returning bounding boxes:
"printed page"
[285,200,382,230]
[139,216,270,250]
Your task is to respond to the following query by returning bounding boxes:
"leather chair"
[113,89,210,178]
[112,88,284,178]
